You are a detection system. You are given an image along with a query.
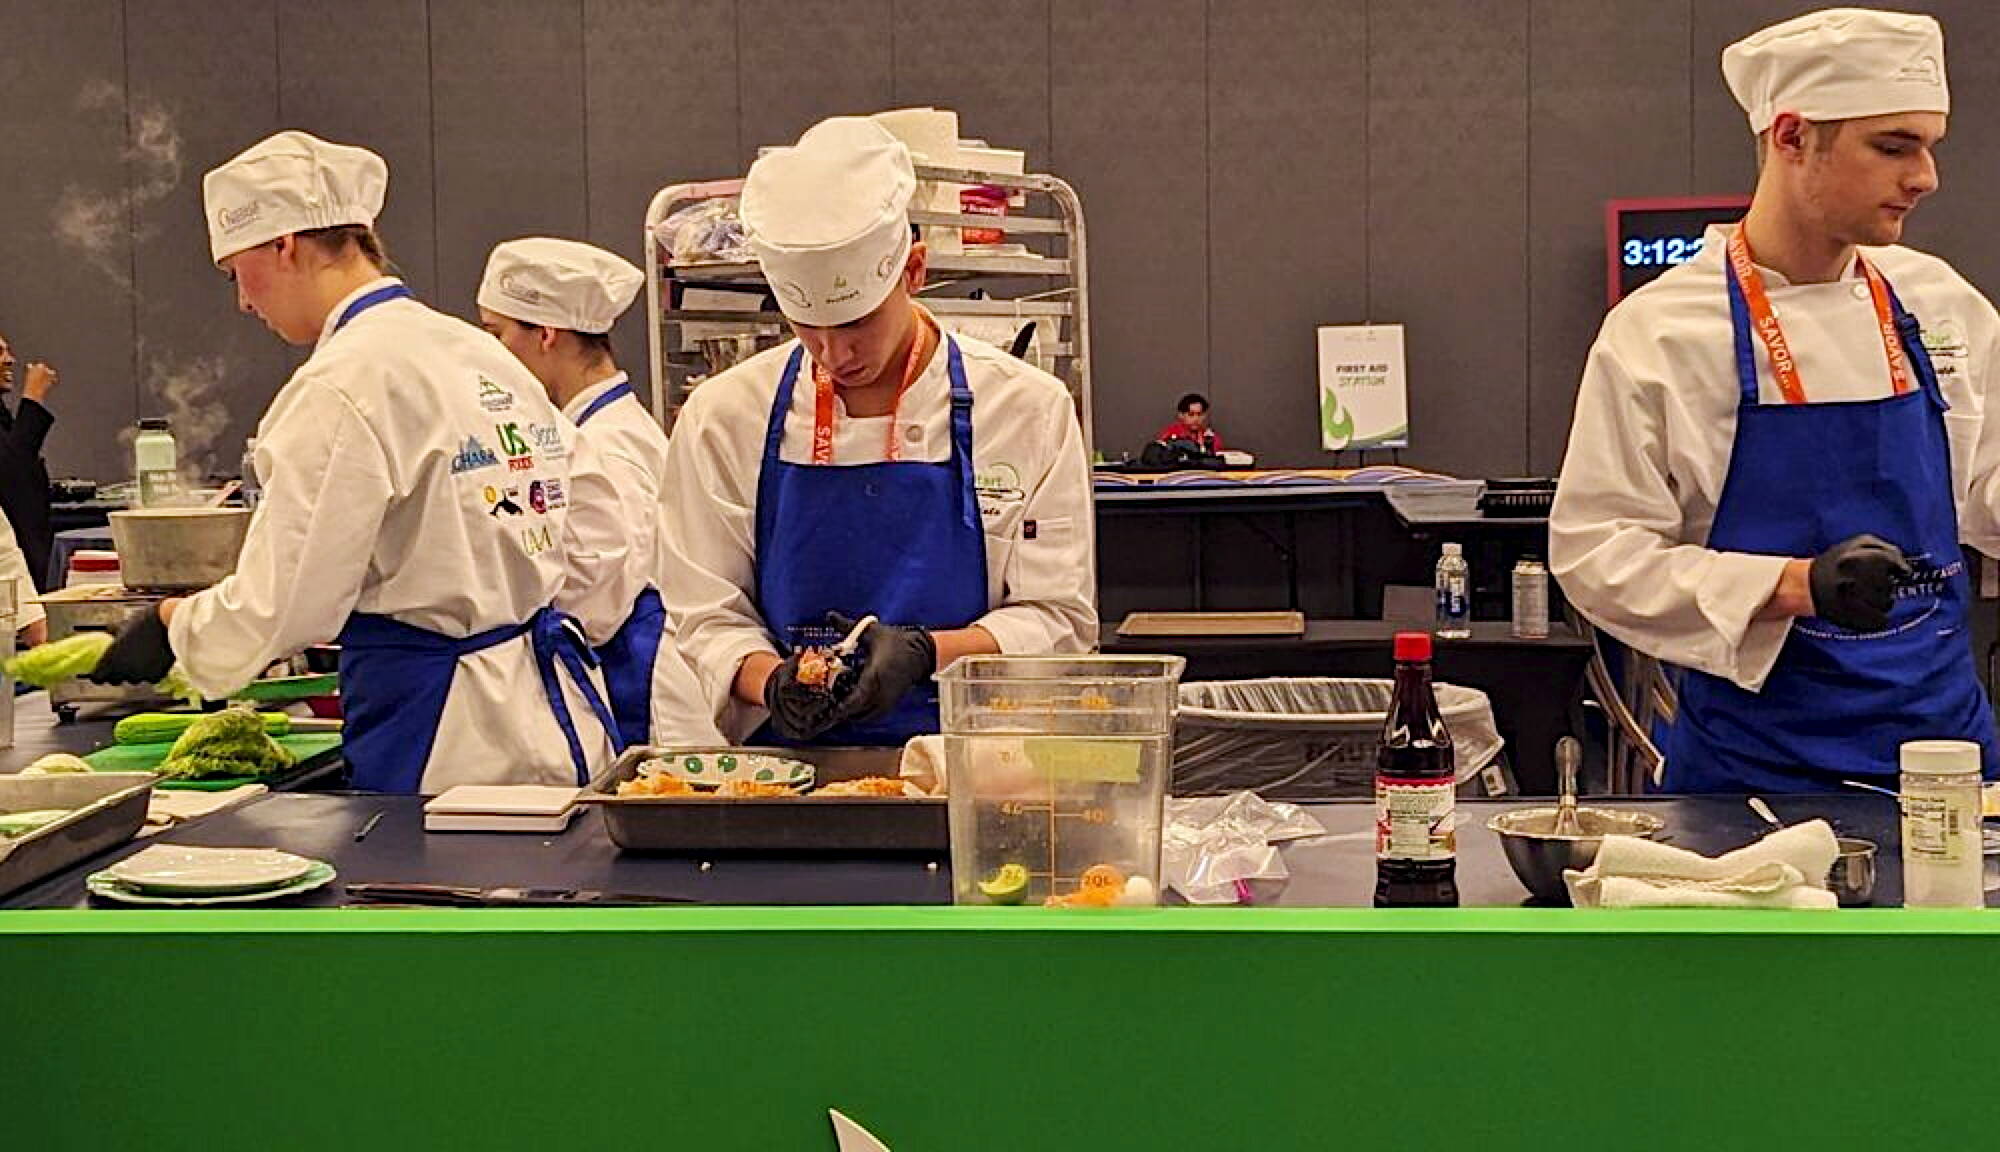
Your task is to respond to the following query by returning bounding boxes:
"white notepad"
[423,785,582,833]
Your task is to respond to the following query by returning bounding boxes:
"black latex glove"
[86,607,174,685]
[1809,533,1913,633]
[763,649,845,742]
[827,612,938,726]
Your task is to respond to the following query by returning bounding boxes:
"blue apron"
[751,337,987,746]
[1663,263,1999,792]
[574,379,664,748]
[324,284,622,792]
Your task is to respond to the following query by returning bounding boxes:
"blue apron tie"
[750,337,987,746]
[338,607,621,792]
[1664,264,1997,792]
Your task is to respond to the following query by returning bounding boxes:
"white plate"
[87,860,336,906]
[103,845,315,894]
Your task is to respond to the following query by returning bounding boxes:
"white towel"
[899,734,947,793]
[1564,819,1840,909]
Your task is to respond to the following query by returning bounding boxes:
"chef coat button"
[1852,283,1870,300]
[906,425,923,444]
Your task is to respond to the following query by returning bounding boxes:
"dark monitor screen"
[1605,196,1751,306]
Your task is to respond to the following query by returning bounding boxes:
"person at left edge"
[87,131,620,793]
[661,115,1097,745]
[477,236,722,748]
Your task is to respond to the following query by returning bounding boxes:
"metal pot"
[109,507,250,591]
[1488,807,1667,905]
[1830,837,1877,907]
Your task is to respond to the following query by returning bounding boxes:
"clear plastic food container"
[939,655,1185,907]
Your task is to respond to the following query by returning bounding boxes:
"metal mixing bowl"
[1488,807,1667,905]
[1830,837,1877,907]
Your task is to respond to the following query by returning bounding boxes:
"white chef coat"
[560,371,722,746]
[1552,224,2000,690]
[661,330,1098,740]
[0,510,44,632]
[168,277,619,790]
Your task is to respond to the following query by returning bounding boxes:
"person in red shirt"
[1157,392,1222,454]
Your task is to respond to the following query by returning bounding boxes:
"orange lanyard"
[1727,228,1911,405]
[809,309,937,465]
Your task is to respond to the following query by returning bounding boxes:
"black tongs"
[346,882,699,907]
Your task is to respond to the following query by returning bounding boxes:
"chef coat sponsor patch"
[975,462,1025,521]
[495,422,536,471]
[484,484,525,517]
[543,477,566,508]
[477,376,516,412]
[451,435,499,474]
[520,523,554,556]
[528,422,568,459]
[1921,317,1970,377]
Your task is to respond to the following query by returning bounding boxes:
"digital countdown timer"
[1605,196,1751,306]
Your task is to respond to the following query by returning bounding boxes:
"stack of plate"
[86,845,335,906]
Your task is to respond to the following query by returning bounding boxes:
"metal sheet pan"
[580,746,946,854]
[0,772,155,899]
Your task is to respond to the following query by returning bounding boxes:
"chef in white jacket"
[1552,9,1999,792]
[661,116,1096,745]
[477,237,721,748]
[89,131,621,792]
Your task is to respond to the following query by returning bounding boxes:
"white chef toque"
[203,130,388,264]
[1723,8,1948,134]
[478,238,645,334]
[741,116,917,327]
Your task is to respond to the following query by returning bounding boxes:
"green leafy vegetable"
[7,633,113,688]
[156,707,296,781]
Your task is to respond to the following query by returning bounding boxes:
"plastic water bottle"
[134,418,179,507]
[1435,543,1471,638]
[240,437,261,510]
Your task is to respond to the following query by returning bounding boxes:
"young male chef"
[88,131,622,792]
[660,115,1096,745]
[1552,9,2000,792]
[477,237,721,748]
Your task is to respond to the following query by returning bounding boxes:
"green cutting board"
[84,733,344,791]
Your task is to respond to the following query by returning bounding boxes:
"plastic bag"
[653,197,752,266]
[1163,792,1327,904]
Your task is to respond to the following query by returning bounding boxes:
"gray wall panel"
[1898,5,2000,297]
[1527,0,1692,474]
[737,0,893,165]
[584,0,741,405]
[1207,0,1368,467]
[127,0,289,480]
[277,0,438,297]
[0,0,135,481]
[1368,0,1530,477]
[1051,0,1208,461]
[890,0,1050,167]
[1689,0,1819,196]
[431,0,588,324]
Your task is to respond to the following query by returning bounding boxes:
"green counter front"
[6,905,1993,1150]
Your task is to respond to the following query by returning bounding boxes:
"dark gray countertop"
[3,790,1914,909]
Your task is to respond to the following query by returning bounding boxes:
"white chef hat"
[1723,8,1947,134]
[202,130,388,264]
[478,238,644,334]
[741,116,916,327]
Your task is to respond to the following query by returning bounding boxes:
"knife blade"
[345,882,700,907]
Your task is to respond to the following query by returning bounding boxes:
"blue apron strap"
[1882,281,1950,413]
[332,283,413,334]
[766,347,806,463]
[944,337,978,532]
[528,608,624,785]
[576,380,636,426]
[1723,260,1761,407]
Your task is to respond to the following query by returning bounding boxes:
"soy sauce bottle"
[1374,631,1459,907]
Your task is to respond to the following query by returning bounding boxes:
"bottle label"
[1376,775,1456,861]
[1903,792,1973,863]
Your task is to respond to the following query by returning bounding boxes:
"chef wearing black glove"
[86,603,175,685]
[761,647,846,742]
[826,612,938,726]
[1808,533,1914,633]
